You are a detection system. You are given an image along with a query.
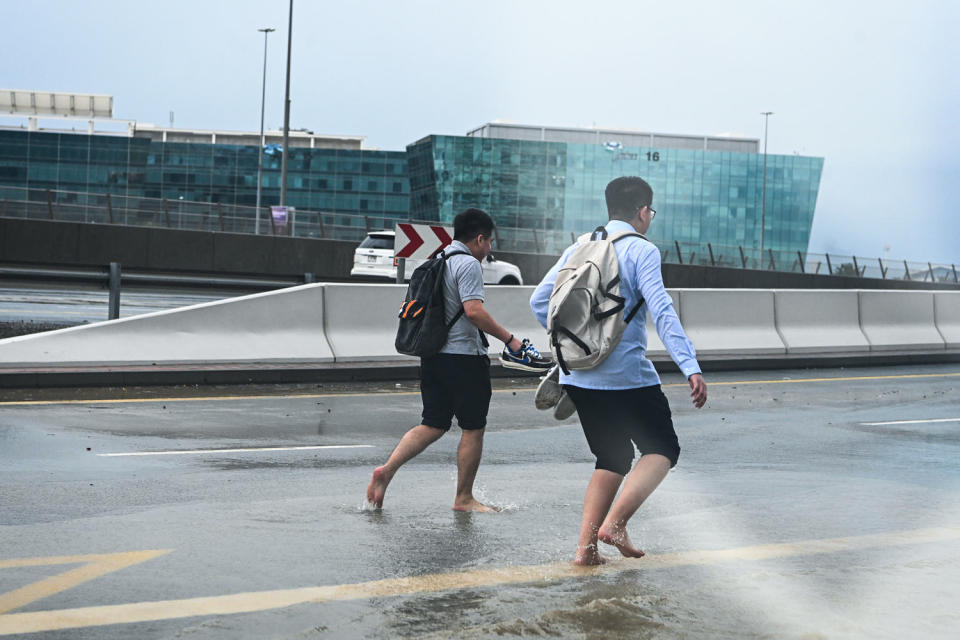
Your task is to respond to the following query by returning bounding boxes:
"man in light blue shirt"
[530,176,708,566]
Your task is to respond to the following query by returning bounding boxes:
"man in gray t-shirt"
[367,208,550,512]
[440,239,487,355]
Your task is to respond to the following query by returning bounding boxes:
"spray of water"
[663,469,861,637]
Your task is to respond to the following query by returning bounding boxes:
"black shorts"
[420,354,492,431]
[564,384,680,475]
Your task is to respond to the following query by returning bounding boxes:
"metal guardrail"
[1,186,957,283]
[0,262,312,321]
[664,241,959,284]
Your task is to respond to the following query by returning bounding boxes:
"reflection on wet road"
[1,365,958,638]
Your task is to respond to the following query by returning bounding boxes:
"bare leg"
[453,428,499,512]
[573,469,624,565]
[597,454,671,558]
[366,424,445,508]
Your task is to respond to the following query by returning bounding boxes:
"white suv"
[350,230,524,285]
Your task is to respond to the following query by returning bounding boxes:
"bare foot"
[573,543,607,566]
[366,466,389,508]
[597,523,645,558]
[452,497,501,513]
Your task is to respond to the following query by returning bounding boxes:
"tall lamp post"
[760,111,773,262]
[280,0,293,208]
[255,27,275,235]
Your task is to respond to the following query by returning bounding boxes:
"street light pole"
[280,0,293,208]
[255,27,275,235]
[760,111,773,260]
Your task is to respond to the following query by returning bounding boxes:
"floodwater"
[1,364,958,638]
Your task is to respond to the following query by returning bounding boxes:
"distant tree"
[834,262,859,277]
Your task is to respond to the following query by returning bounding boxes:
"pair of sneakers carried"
[534,365,576,420]
[500,338,553,373]
[499,340,573,419]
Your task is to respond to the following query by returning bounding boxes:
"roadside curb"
[0,352,957,389]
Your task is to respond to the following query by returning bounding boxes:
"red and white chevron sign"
[394,223,454,260]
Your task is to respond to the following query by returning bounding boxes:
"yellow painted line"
[0,527,956,636]
[0,550,171,616]
[662,371,960,387]
[1,371,958,407]
[861,417,960,426]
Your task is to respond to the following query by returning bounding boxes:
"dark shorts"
[564,384,680,475]
[420,353,492,431]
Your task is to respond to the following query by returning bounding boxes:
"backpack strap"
[624,298,644,324]
[608,231,649,324]
[439,247,489,348]
[612,233,647,322]
[574,230,648,324]
[610,230,647,243]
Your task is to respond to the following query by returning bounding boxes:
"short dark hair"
[605,177,653,221]
[453,208,495,242]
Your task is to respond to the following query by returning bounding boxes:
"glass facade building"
[0,129,410,218]
[0,125,822,258]
[408,134,823,256]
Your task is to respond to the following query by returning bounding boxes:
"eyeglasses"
[639,205,656,219]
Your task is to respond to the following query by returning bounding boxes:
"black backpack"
[395,249,472,358]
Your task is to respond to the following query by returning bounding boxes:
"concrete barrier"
[2,285,956,372]
[774,290,870,353]
[859,291,945,351]
[483,286,550,357]
[0,283,333,366]
[678,289,786,355]
[934,291,960,349]
[322,283,414,362]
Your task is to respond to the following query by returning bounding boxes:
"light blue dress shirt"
[530,219,701,390]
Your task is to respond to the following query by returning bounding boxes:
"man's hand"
[688,373,707,409]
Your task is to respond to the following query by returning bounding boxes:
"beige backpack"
[547,226,646,374]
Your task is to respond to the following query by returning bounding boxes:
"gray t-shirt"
[439,240,486,355]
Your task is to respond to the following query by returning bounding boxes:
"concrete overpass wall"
[0,286,956,369]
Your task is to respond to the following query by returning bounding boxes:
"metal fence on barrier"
[1,186,957,283]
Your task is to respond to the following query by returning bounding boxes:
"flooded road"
[1,365,958,638]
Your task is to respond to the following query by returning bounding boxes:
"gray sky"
[5,0,959,264]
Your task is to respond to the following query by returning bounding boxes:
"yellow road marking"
[0,550,171,616]
[0,526,956,635]
[1,371,958,407]
[861,417,960,426]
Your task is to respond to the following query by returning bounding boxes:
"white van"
[350,230,524,284]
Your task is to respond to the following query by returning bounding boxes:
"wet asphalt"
[1,364,959,639]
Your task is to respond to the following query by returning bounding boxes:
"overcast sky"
[5,0,958,264]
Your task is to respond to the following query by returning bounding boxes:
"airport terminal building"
[408,123,822,256]
[0,90,822,257]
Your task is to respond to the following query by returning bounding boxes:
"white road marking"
[96,445,374,457]
[860,418,960,426]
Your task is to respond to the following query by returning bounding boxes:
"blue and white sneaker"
[501,338,553,373]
